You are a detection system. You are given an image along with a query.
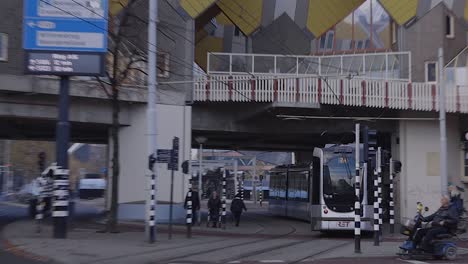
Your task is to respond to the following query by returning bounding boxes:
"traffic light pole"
[147,0,159,243]
[438,47,448,196]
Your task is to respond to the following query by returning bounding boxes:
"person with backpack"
[230,193,247,227]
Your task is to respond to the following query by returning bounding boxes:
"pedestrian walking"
[207,191,221,228]
[230,193,247,227]
[184,187,200,225]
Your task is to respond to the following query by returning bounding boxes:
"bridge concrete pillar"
[106,104,192,222]
[397,117,461,221]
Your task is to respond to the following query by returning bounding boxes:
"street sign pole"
[147,0,158,243]
[53,76,70,238]
[168,137,179,240]
[23,0,108,239]
[169,166,174,240]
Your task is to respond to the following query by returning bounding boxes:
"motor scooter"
[397,202,457,260]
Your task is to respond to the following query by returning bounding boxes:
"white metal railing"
[193,75,468,113]
[207,51,411,81]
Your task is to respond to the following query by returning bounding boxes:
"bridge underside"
[191,102,433,151]
[0,117,109,143]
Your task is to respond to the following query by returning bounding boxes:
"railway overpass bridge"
[189,50,468,221]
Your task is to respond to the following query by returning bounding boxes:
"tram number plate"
[337,221,350,228]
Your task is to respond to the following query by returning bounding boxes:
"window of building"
[446,15,455,38]
[391,21,397,44]
[0,33,8,62]
[157,52,170,78]
[318,31,335,51]
[425,61,437,83]
[234,26,240,37]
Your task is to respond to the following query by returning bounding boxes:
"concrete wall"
[402,3,467,82]
[117,103,192,205]
[398,117,460,219]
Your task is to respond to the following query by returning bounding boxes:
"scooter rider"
[413,196,459,251]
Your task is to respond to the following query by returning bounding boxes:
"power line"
[50,0,365,105]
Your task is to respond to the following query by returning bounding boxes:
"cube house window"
[425,62,437,83]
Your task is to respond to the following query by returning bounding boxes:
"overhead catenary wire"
[62,0,396,111]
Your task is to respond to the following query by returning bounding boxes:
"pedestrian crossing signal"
[182,160,189,174]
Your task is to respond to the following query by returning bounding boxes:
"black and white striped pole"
[53,167,69,239]
[241,173,244,201]
[186,166,193,238]
[221,168,227,229]
[35,175,45,233]
[373,157,380,246]
[354,123,361,253]
[377,147,383,240]
[259,175,263,207]
[389,157,395,234]
[148,154,157,243]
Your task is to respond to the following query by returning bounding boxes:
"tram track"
[156,217,300,264]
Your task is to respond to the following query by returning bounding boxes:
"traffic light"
[148,154,156,170]
[392,160,402,174]
[361,127,377,160]
[181,160,189,174]
[38,152,46,173]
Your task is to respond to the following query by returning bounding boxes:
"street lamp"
[195,136,207,225]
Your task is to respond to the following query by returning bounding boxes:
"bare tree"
[97,0,147,233]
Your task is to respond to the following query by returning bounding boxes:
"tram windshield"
[323,153,356,210]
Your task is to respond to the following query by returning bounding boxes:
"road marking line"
[259,261,285,263]
[402,260,429,264]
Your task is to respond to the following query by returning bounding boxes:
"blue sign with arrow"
[23,0,108,52]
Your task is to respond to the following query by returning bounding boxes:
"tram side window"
[270,173,279,199]
[288,171,309,202]
[287,172,297,200]
[279,172,287,199]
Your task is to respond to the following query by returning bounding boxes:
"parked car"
[79,173,106,199]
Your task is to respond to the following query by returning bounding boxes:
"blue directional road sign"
[156,149,172,163]
[23,0,108,52]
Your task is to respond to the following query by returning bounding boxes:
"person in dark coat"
[207,191,221,228]
[448,184,464,216]
[184,189,200,225]
[414,196,459,251]
[230,193,247,227]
